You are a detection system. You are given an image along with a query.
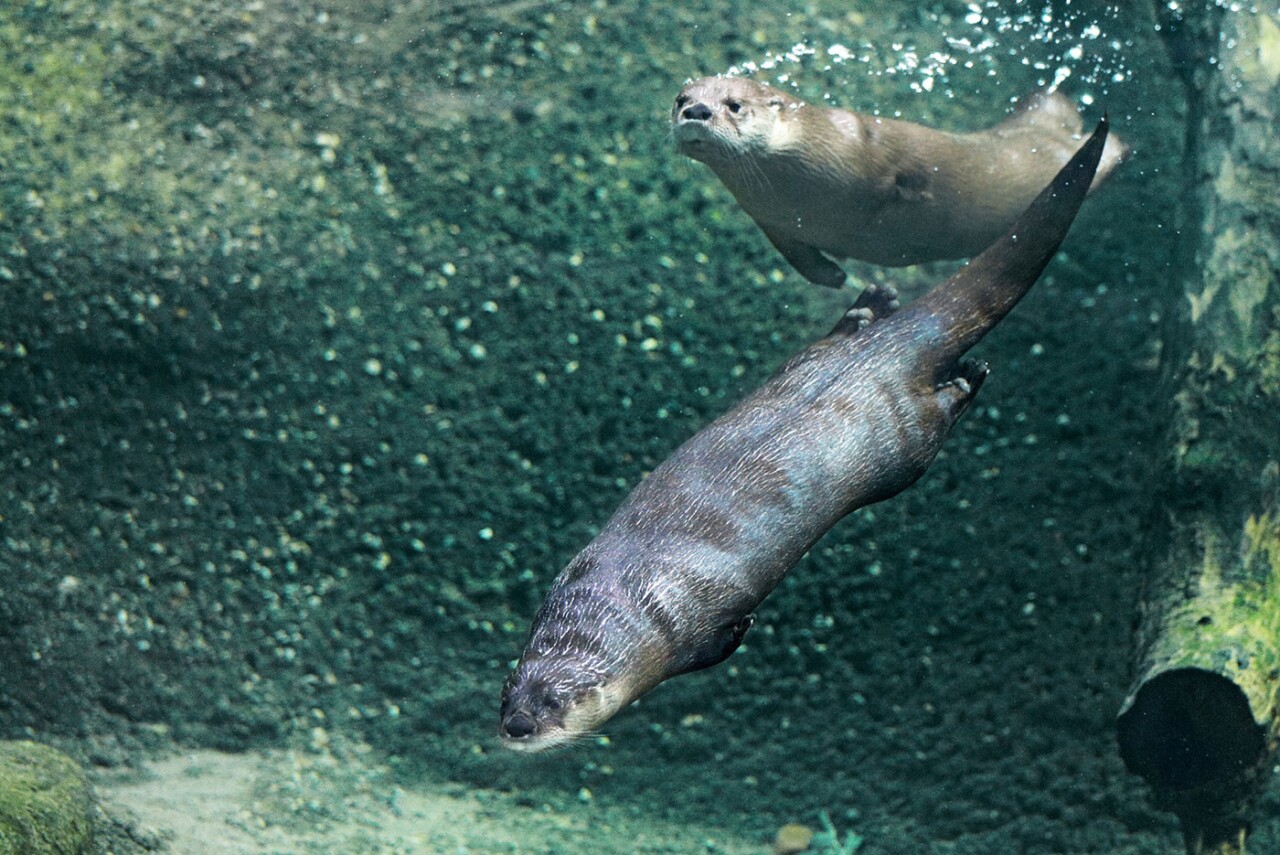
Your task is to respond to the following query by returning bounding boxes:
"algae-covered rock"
[0,741,93,855]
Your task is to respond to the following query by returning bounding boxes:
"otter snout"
[500,709,537,740]
[679,102,713,122]
[499,660,623,752]
[497,680,557,747]
[497,667,578,751]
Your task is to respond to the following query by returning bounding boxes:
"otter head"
[498,651,634,752]
[498,572,658,751]
[671,76,798,165]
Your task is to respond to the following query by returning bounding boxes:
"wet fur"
[499,119,1111,751]
[672,77,1128,285]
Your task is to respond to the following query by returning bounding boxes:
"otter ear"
[671,615,755,677]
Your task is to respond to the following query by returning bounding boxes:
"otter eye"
[675,94,689,107]
[727,100,742,113]
[545,697,563,712]
[768,98,784,108]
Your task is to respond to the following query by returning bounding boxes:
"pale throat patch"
[765,105,799,151]
[561,681,631,735]
[503,681,633,753]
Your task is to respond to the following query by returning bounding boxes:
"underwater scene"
[3,0,1280,853]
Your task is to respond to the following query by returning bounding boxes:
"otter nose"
[502,712,536,739]
[680,102,713,122]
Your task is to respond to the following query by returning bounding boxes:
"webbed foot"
[829,283,901,336]
[935,359,989,420]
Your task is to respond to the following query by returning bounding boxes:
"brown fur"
[672,76,1128,286]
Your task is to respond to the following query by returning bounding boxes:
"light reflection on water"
[725,2,1130,110]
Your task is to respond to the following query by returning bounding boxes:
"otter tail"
[902,115,1109,372]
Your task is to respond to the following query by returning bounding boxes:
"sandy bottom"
[95,744,771,854]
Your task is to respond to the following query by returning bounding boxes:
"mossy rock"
[0,741,93,855]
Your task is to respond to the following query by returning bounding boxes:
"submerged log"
[1118,4,1280,854]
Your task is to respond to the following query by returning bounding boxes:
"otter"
[672,76,1128,286]
[499,119,1110,751]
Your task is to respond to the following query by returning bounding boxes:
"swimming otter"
[499,119,1111,751]
[672,76,1127,286]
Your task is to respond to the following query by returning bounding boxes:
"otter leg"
[670,615,755,677]
[829,284,900,336]
[934,360,989,421]
[760,227,848,288]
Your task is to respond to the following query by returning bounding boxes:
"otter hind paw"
[830,283,900,336]
[853,283,900,317]
[935,360,989,419]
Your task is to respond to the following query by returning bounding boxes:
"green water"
[0,1,1267,852]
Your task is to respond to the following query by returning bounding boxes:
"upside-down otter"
[672,76,1128,286]
[499,119,1110,751]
